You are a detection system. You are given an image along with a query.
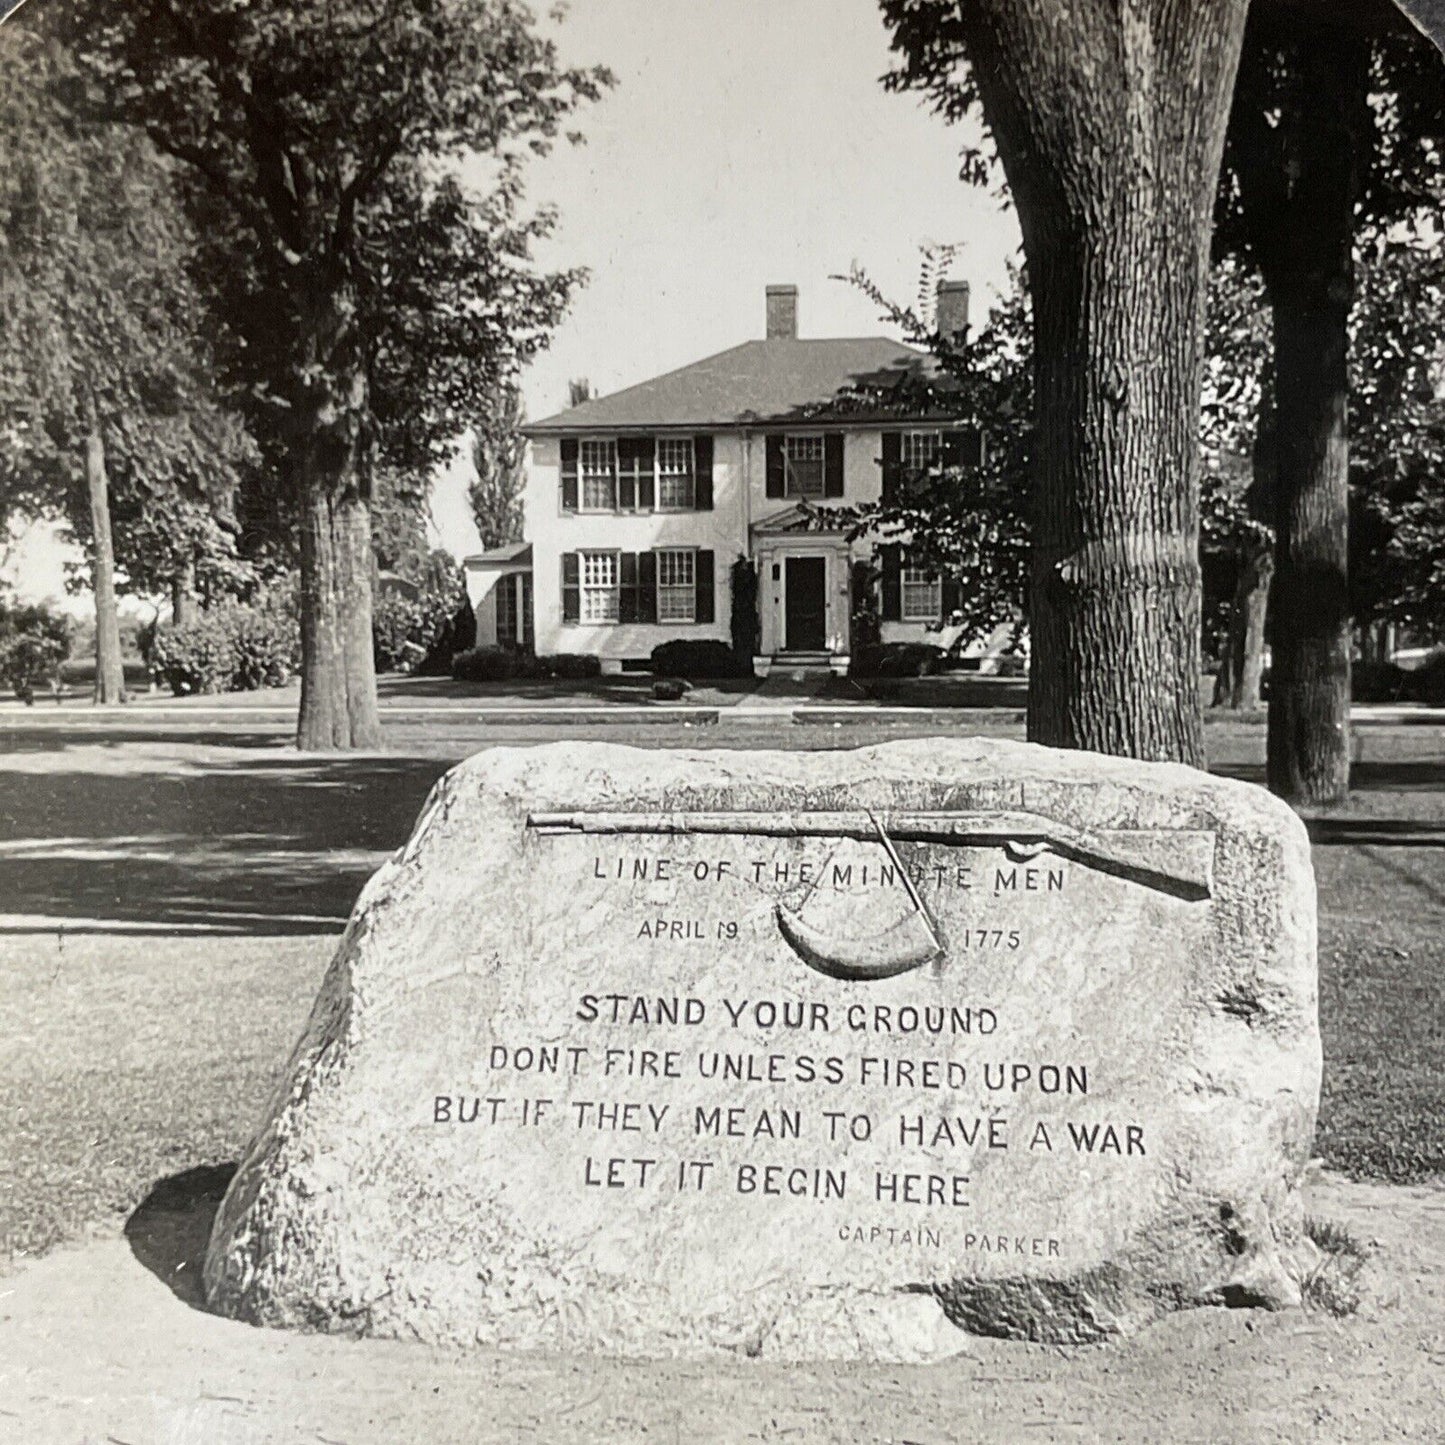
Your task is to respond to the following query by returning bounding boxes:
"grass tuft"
[1301,1215,1368,1318]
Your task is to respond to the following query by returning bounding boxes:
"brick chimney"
[766,284,798,340]
[936,279,970,344]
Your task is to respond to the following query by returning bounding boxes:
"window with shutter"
[580,440,618,510]
[656,548,696,622]
[579,551,620,622]
[902,558,942,622]
[656,438,695,510]
[902,430,943,475]
[617,438,655,511]
[783,435,825,498]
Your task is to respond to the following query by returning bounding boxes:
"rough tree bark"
[83,412,125,706]
[959,0,1251,766]
[1232,20,1367,803]
[293,277,383,752]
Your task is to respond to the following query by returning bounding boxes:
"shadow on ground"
[0,751,451,934]
[5,728,1445,936]
[125,1162,237,1309]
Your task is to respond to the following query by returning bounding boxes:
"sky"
[3,0,1020,604]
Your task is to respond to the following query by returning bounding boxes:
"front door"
[784,556,827,651]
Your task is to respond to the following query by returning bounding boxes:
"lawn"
[1,715,1442,1268]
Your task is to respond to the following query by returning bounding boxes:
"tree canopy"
[32,0,610,746]
[468,380,527,552]
[0,27,254,690]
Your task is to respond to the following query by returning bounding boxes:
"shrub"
[0,602,70,703]
[373,587,473,676]
[541,652,601,679]
[848,642,881,680]
[150,612,238,694]
[150,594,299,695]
[1415,650,1445,707]
[372,591,430,674]
[729,555,760,664]
[850,641,945,679]
[231,597,301,689]
[1352,660,1415,704]
[416,598,475,676]
[849,559,881,662]
[650,639,748,680]
[451,645,521,682]
[652,677,690,701]
[372,551,473,676]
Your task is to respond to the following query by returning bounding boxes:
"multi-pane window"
[580,440,617,510]
[656,549,696,622]
[657,438,695,510]
[901,430,943,473]
[495,574,531,649]
[902,561,942,622]
[580,551,620,622]
[784,435,825,498]
[496,573,518,646]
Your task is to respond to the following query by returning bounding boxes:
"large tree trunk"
[84,421,125,706]
[297,479,382,750]
[961,0,1250,766]
[171,557,197,627]
[293,279,382,752]
[1266,267,1353,800]
[1232,19,1366,804]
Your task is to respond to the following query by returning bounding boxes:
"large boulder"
[204,739,1320,1361]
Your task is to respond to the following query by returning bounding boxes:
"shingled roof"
[525,337,956,434]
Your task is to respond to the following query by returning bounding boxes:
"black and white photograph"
[2,0,1445,1440]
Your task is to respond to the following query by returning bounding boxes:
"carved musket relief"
[528,809,1215,980]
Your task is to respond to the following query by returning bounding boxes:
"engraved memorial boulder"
[203,739,1320,1360]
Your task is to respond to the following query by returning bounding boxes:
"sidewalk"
[731,665,834,716]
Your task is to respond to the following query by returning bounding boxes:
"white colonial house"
[464,282,982,673]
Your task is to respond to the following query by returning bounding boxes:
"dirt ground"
[0,1172,1439,1445]
[5,729,1445,1443]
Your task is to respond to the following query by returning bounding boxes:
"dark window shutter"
[638,550,657,622]
[619,551,639,622]
[562,552,580,622]
[695,549,715,624]
[560,439,579,511]
[881,431,901,503]
[824,433,844,497]
[943,428,982,467]
[941,574,962,619]
[638,436,656,509]
[880,545,902,622]
[694,435,714,510]
[612,436,630,511]
[765,435,785,498]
